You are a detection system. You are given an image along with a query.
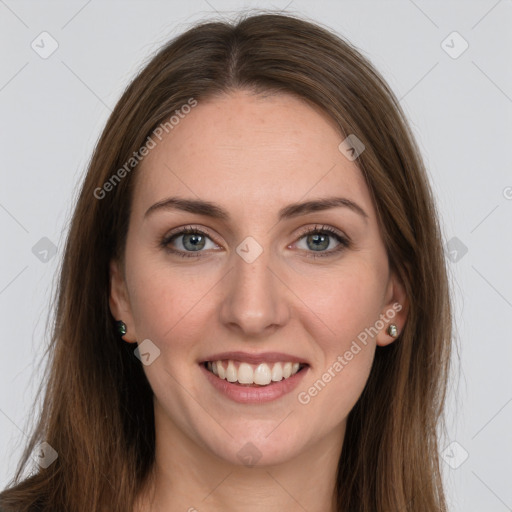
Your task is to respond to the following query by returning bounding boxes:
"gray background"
[1,1,511,510]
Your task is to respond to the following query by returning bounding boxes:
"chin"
[206,429,306,468]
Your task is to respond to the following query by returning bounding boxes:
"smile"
[200,358,309,404]
[204,360,306,386]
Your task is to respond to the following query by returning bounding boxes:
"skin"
[109,90,408,512]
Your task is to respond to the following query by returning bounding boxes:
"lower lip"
[199,363,309,404]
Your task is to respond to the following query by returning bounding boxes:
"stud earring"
[387,323,398,338]
[116,320,127,336]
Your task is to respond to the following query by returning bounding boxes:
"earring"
[387,323,398,338]
[116,320,127,336]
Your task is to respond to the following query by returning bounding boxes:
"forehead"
[132,90,374,220]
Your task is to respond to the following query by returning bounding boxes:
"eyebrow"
[144,196,369,223]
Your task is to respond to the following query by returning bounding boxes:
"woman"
[0,12,452,512]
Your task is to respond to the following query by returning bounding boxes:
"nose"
[219,247,291,338]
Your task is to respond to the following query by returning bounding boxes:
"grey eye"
[180,232,207,251]
[305,233,331,251]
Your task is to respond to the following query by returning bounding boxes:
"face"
[110,90,407,467]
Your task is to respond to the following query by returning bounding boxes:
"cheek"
[125,251,220,347]
[294,257,386,346]
[292,260,384,414]
[297,311,377,426]
[300,348,375,429]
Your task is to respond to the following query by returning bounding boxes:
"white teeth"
[216,360,226,379]
[271,362,283,382]
[238,363,254,384]
[205,360,303,386]
[253,363,272,385]
[226,360,237,383]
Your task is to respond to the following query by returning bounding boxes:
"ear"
[375,271,409,347]
[109,259,137,343]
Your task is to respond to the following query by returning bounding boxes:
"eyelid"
[160,224,223,252]
[160,223,350,257]
[290,224,350,258]
[292,223,348,242]
[163,224,219,243]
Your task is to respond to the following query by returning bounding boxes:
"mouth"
[201,359,309,387]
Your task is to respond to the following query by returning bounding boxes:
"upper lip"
[200,351,309,365]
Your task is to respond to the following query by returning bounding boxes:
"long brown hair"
[0,12,452,512]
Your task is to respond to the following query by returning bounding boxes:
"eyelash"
[160,224,350,260]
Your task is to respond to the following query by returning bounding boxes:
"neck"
[134,410,344,512]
